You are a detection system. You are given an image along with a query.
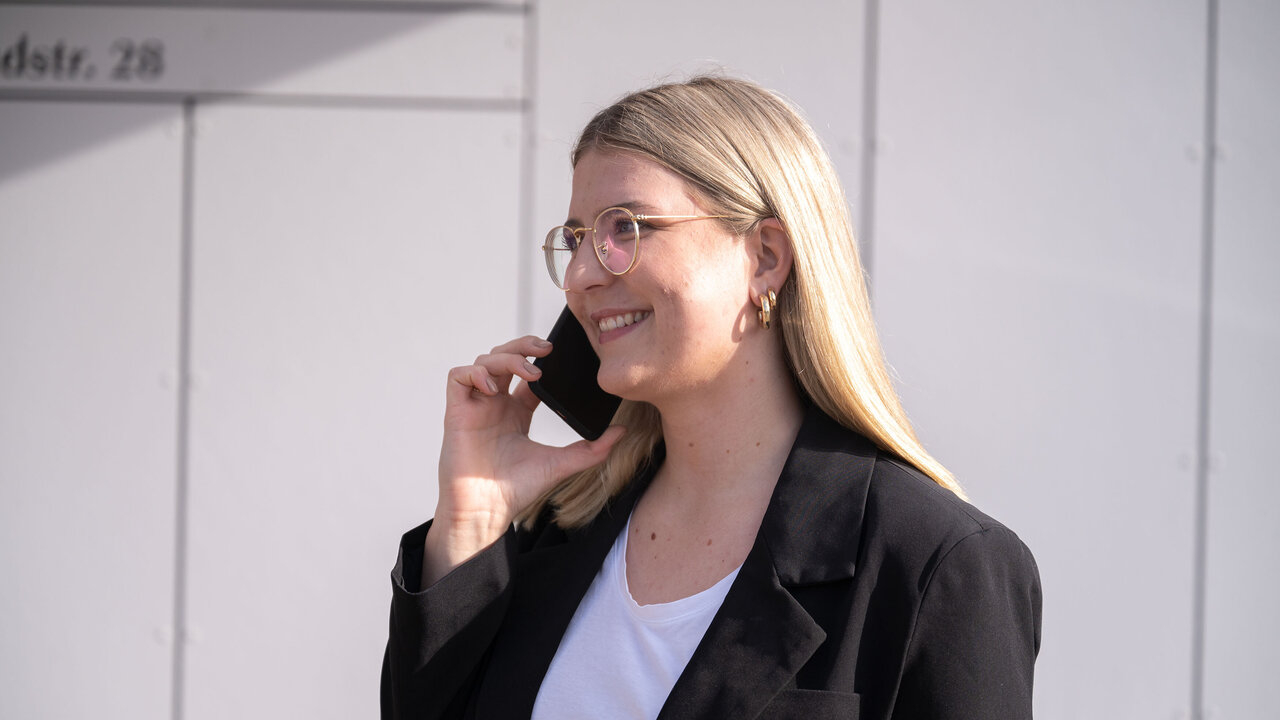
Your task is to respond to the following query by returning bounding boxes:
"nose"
[562,239,612,293]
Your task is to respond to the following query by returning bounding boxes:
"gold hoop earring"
[757,288,778,330]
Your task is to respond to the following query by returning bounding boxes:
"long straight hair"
[520,76,963,529]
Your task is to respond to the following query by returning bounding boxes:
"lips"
[595,310,650,332]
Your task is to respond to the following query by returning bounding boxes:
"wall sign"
[2,33,165,84]
[0,6,522,100]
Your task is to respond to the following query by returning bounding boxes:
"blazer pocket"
[756,688,860,719]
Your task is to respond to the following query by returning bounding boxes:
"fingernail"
[534,338,551,347]
[524,361,541,375]
[485,378,499,393]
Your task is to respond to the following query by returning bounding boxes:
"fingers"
[470,337,550,388]
[446,364,500,402]
[549,425,627,479]
[471,353,541,391]
[489,335,553,359]
[447,339,548,403]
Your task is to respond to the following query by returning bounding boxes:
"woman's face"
[562,149,756,404]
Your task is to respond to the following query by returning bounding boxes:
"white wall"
[873,3,1206,717]
[1,100,183,719]
[1,2,1275,718]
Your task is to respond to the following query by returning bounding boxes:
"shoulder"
[865,455,1002,543]
[764,407,1036,590]
[861,454,1039,594]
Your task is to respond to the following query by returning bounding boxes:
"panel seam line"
[859,0,880,285]
[171,95,196,720]
[1191,1,1219,717]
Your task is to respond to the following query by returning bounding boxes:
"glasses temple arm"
[633,214,731,220]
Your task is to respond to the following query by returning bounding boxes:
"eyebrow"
[564,199,660,227]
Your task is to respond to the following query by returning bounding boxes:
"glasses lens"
[593,208,638,274]
[545,226,576,288]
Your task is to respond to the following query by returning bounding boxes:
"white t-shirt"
[530,515,742,720]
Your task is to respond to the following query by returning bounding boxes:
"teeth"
[598,311,649,332]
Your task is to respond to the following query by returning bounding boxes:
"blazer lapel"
[659,405,876,719]
[657,532,827,720]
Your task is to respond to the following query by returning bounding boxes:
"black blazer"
[382,405,1042,719]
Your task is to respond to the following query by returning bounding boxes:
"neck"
[647,345,805,505]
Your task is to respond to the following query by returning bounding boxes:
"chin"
[596,372,632,399]
[596,364,649,401]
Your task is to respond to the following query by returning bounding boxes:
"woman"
[382,76,1041,720]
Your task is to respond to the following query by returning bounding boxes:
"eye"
[554,228,580,253]
[612,216,639,235]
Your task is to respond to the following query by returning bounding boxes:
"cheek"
[663,240,750,297]
[645,237,752,338]
[658,279,747,350]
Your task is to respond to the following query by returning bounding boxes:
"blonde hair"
[520,76,964,529]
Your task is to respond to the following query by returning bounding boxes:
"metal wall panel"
[0,6,523,99]
[1203,1,1280,717]
[184,103,521,720]
[0,101,182,720]
[874,2,1205,718]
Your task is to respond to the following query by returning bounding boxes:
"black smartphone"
[529,306,622,440]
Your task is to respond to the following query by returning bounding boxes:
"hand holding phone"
[529,306,622,440]
[429,328,624,584]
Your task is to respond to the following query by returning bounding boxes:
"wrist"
[431,505,512,550]
[422,506,512,585]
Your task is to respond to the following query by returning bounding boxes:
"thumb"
[548,425,627,479]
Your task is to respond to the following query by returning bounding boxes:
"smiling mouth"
[598,311,650,332]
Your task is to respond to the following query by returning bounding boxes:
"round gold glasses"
[542,206,728,289]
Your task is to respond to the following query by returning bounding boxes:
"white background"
[1,1,1275,718]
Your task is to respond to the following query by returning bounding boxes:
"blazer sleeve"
[380,520,518,720]
[892,525,1043,719]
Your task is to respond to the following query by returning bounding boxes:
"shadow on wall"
[0,2,524,186]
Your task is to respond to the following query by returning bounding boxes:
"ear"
[748,217,793,296]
